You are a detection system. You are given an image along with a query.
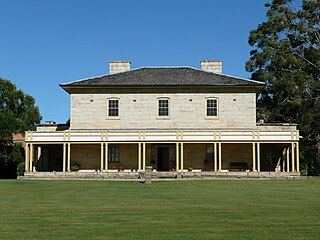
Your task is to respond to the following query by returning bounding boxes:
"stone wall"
[183,143,252,171]
[184,144,207,170]
[221,143,252,169]
[70,92,256,129]
[70,144,138,170]
[108,144,138,170]
[71,144,100,169]
[66,143,286,172]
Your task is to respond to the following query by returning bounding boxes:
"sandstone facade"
[70,92,256,129]
[24,60,300,176]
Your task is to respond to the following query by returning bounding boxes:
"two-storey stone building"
[24,60,300,179]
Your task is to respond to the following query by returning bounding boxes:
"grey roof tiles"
[60,67,264,87]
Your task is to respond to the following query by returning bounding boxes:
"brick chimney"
[200,60,222,74]
[109,61,131,74]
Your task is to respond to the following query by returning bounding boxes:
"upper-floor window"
[108,98,119,117]
[158,98,169,117]
[206,98,218,117]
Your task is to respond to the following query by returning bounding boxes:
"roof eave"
[60,83,265,94]
[59,84,72,94]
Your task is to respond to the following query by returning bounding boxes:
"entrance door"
[157,147,170,171]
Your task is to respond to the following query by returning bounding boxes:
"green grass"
[0,179,319,240]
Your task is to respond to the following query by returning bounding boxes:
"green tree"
[246,0,320,175]
[0,78,42,177]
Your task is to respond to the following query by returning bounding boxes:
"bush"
[17,162,25,176]
[70,164,80,171]
[300,169,307,176]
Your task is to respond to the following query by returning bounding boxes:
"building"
[23,60,300,179]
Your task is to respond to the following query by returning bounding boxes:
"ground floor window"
[108,145,119,162]
[206,145,214,162]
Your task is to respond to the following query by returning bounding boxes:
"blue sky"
[0,0,269,124]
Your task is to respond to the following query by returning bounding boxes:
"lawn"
[0,179,319,240]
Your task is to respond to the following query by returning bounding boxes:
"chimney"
[200,60,222,74]
[45,121,56,125]
[109,60,131,74]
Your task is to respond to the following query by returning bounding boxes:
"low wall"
[19,171,302,180]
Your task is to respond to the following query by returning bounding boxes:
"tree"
[246,0,320,175]
[0,78,42,178]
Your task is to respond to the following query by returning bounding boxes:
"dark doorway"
[37,144,63,171]
[157,147,170,171]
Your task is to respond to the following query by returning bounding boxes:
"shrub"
[70,164,80,171]
[17,162,25,176]
[300,169,307,176]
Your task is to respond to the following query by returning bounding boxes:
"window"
[206,98,218,117]
[108,99,119,117]
[108,145,119,163]
[206,145,214,162]
[158,98,169,116]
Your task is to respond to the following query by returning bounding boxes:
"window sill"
[106,117,120,120]
[204,116,219,120]
[156,116,171,120]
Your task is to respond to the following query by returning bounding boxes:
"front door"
[157,147,170,171]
